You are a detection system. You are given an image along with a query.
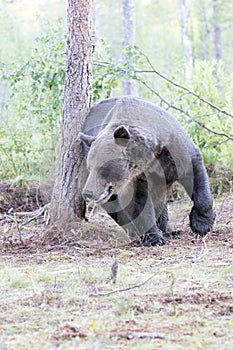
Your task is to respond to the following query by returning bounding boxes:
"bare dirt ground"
[0,193,232,350]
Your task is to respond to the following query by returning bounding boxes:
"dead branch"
[5,214,23,243]
[89,271,158,297]
[12,204,50,218]
[110,259,118,284]
[136,49,233,120]
[21,204,50,226]
[1,204,50,228]
[94,58,233,140]
[140,79,233,141]
[191,237,209,263]
[110,331,165,340]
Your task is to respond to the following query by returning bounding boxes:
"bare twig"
[21,204,50,226]
[110,331,165,340]
[95,56,233,120]
[136,49,233,120]
[192,237,209,263]
[86,202,96,221]
[2,205,50,232]
[111,259,118,284]
[139,79,233,141]
[11,204,49,218]
[89,271,157,297]
[94,57,233,140]
[5,214,23,243]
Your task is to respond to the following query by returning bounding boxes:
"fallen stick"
[6,204,50,218]
[21,204,50,226]
[192,237,209,263]
[110,331,165,340]
[89,271,157,297]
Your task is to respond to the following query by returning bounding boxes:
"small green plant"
[0,19,65,181]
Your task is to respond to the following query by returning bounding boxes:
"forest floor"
[0,192,232,350]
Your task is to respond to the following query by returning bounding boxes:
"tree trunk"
[122,0,138,95]
[179,0,193,83]
[212,0,222,60]
[199,0,210,60]
[49,0,94,230]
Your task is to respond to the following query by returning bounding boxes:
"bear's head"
[79,123,162,205]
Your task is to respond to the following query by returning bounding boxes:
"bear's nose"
[82,189,94,200]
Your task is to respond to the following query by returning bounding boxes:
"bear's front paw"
[142,231,166,247]
[189,206,215,236]
[163,230,183,239]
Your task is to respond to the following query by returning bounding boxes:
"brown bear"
[79,96,215,246]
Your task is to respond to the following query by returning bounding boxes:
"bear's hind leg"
[156,201,182,239]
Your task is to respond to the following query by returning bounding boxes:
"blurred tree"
[179,0,193,82]
[49,0,94,229]
[198,0,211,60]
[211,0,222,60]
[122,0,138,95]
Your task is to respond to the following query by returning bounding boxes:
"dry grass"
[0,195,233,349]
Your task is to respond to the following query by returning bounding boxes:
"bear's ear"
[79,132,95,147]
[114,125,130,146]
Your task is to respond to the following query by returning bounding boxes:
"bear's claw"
[141,231,166,246]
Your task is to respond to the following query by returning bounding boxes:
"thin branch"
[5,214,23,243]
[191,237,209,263]
[136,49,233,119]
[21,204,49,226]
[95,53,233,137]
[139,79,233,140]
[12,204,50,218]
[203,137,231,149]
[110,331,165,340]
[2,205,50,227]
[89,270,158,297]
[93,59,233,140]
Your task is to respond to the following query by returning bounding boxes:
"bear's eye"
[98,163,124,182]
[98,166,111,179]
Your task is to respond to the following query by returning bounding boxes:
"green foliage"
[1,13,233,183]
[162,60,233,167]
[0,19,65,181]
[189,61,233,166]
[93,40,122,101]
[93,43,144,102]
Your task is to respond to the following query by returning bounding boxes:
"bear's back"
[84,96,196,156]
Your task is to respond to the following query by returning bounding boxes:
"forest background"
[0,0,232,186]
[0,2,233,349]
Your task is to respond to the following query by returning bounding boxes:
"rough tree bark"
[212,0,222,60]
[122,0,138,95]
[49,0,94,230]
[179,0,193,83]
